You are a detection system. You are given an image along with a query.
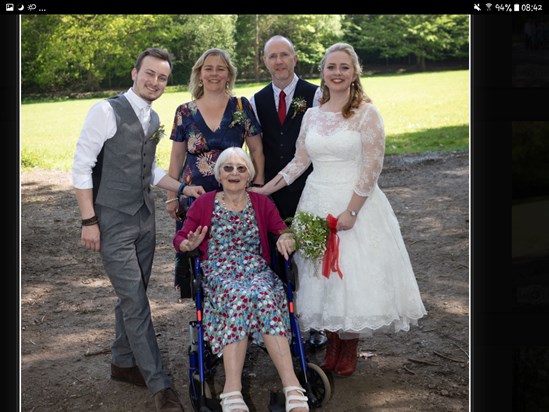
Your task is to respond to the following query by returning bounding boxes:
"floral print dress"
[170,96,261,192]
[201,197,290,355]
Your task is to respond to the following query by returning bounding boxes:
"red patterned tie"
[278,90,286,125]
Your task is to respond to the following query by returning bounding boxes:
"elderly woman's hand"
[179,226,208,253]
[276,233,296,260]
[185,185,206,198]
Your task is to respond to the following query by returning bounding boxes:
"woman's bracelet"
[165,198,179,204]
[177,182,186,198]
[81,215,99,227]
[252,182,264,188]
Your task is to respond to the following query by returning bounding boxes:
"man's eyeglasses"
[222,164,248,174]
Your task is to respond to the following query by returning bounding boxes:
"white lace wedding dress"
[280,102,427,337]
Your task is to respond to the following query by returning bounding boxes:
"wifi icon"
[486,3,492,10]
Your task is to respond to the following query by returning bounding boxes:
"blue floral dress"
[170,96,261,192]
[201,197,290,355]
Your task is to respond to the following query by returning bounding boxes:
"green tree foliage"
[234,14,342,81]
[163,14,237,86]
[21,14,468,95]
[344,15,468,70]
[258,14,343,77]
[234,15,259,81]
[21,15,60,92]
[22,14,178,93]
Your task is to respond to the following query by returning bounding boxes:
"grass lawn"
[21,69,468,172]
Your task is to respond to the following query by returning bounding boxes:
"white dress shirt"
[249,73,322,126]
[72,88,166,189]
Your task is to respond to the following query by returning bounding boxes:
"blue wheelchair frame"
[186,247,331,411]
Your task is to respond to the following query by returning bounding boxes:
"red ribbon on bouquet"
[322,214,344,279]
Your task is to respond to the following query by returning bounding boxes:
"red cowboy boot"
[334,338,359,376]
[321,331,342,372]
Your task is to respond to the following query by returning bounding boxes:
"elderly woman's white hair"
[214,147,256,184]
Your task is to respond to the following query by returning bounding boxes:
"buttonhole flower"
[229,110,246,128]
[150,124,166,144]
[290,97,307,119]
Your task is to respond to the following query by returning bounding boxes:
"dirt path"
[20,150,469,411]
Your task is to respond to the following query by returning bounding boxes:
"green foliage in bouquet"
[284,211,330,260]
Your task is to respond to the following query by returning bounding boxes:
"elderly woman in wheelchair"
[173,147,307,412]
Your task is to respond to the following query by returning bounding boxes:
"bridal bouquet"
[285,211,330,261]
[285,211,343,279]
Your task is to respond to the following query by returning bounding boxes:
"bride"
[254,42,427,377]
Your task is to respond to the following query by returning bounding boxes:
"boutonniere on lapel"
[229,109,246,128]
[150,124,166,144]
[290,96,307,119]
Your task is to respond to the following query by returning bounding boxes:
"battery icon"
[514,3,520,11]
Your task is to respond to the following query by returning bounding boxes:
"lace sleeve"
[355,104,386,197]
[278,110,312,185]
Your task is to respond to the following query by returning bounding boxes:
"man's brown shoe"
[154,388,184,412]
[110,363,146,387]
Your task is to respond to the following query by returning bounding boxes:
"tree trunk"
[254,14,260,83]
[416,55,426,71]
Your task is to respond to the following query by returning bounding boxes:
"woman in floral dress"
[165,48,265,301]
[174,147,309,412]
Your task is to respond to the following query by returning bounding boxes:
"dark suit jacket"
[254,79,318,220]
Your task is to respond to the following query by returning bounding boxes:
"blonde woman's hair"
[189,48,237,99]
[318,42,371,118]
[214,147,256,184]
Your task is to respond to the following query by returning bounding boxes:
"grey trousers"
[96,203,172,394]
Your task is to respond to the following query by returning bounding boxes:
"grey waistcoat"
[92,94,160,215]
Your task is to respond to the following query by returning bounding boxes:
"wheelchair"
[185,246,333,411]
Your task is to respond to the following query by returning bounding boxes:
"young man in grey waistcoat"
[72,48,187,412]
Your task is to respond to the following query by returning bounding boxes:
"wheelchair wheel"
[300,362,333,408]
[189,372,213,412]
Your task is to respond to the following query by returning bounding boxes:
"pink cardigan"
[173,191,287,265]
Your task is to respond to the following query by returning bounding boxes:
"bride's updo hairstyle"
[318,42,371,119]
